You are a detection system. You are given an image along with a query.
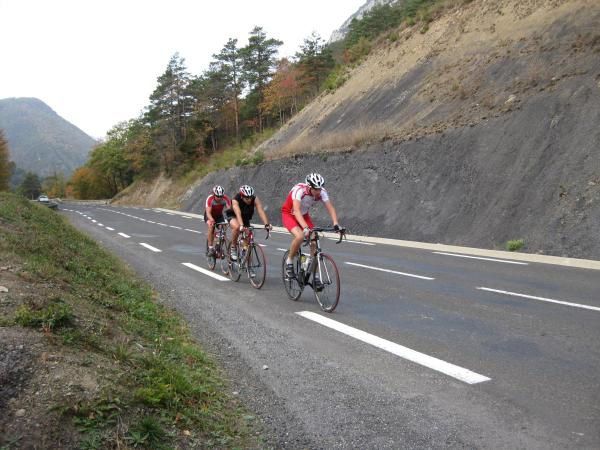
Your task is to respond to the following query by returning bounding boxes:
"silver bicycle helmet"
[239,185,255,197]
[212,185,224,197]
[305,173,325,188]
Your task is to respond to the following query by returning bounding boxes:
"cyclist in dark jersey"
[225,185,271,260]
[205,185,231,256]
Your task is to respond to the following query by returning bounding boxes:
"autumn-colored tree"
[262,59,302,125]
[0,130,11,191]
[68,167,112,199]
[43,173,67,198]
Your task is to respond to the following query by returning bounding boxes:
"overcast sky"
[0,0,365,139]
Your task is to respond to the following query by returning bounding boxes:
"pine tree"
[241,27,283,132]
[0,130,11,191]
[213,38,244,143]
[296,33,335,97]
[19,172,42,199]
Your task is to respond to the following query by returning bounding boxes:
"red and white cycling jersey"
[205,194,231,217]
[281,183,329,216]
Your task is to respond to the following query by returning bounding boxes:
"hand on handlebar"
[264,223,272,231]
[303,226,311,239]
[207,219,215,227]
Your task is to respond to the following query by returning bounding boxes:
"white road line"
[140,243,162,252]
[185,229,202,234]
[169,226,182,229]
[434,252,528,265]
[269,230,288,234]
[91,219,97,223]
[259,244,267,247]
[182,216,193,219]
[97,223,104,227]
[182,263,230,281]
[345,262,435,280]
[105,227,115,231]
[477,287,600,312]
[118,233,130,238]
[166,213,175,215]
[329,238,375,246]
[297,311,490,384]
[277,248,287,252]
[148,221,156,224]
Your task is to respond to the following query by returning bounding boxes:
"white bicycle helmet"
[212,185,224,197]
[305,172,325,189]
[239,185,255,197]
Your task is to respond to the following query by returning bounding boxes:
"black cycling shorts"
[204,212,225,224]
[225,209,251,227]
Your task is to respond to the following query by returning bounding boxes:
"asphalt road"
[61,203,600,449]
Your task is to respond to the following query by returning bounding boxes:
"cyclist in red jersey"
[281,173,341,279]
[205,185,231,256]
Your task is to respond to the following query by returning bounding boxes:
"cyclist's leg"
[205,211,215,247]
[229,217,240,260]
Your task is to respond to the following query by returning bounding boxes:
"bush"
[506,239,525,252]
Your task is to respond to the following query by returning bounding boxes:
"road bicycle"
[228,226,270,288]
[205,221,229,274]
[281,227,346,312]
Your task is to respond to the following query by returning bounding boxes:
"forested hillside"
[0,98,96,177]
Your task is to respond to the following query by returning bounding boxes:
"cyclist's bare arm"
[255,197,270,225]
[324,200,339,227]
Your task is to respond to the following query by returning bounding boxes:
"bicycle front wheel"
[281,250,303,301]
[248,244,267,289]
[313,253,340,313]
[206,241,216,270]
[227,242,241,281]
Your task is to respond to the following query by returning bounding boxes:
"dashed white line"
[169,226,182,229]
[345,262,435,280]
[277,248,287,252]
[105,227,115,231]
[118,233,130,238]
[477,287,600,312]
[182,216,193,219]
[297,311,490,384]
[91,219,97,223]
[182,263,230,281]
[140,243,162,252]
[97,223,104,227]
[185,229,202,234]
[434,252,528,265]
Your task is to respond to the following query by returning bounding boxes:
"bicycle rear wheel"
[248,244,267,289]
[281,250,303,301]
[206,240,216,270]
[313,253,340,313]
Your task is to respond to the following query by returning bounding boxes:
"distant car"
[38,194,49,203]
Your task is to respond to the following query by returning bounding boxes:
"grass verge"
[0,192,261,449]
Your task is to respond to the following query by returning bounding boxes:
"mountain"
[329,0,400,42]
[0,98,97,177]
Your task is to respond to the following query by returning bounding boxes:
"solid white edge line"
[118,233,130,238]
[105,227,115,231]
[329,238,375,246]
[182,263,230,281]
[296,311,490,384]
[434,252,528,265]
[477,287,600,312]
[345,262,434,280]
[140,243,162,252]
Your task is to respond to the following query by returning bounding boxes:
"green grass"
[0,192,260,448]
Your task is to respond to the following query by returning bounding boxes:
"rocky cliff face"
[180,0,600,260]
[329,0,400,42]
